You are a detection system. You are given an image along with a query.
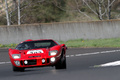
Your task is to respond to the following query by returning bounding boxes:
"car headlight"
[49,50,58,56]
[12,54,21,59]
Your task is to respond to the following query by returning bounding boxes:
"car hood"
[9,48,50,57]
[9,45,61,59]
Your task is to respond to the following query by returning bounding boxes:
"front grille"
[20,61,23,66]
[47,58,50,63]
[24,60,37,65]
[28,56,41,58]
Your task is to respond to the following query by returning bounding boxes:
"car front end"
[9,48,62,68]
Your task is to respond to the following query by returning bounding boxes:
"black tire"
[62,57,66,69]
[55,52,67,69]
[13,65,25,72]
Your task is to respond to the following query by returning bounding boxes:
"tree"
[53,0,117,20]
[5,0,10,26]
[18,0,66,23]
[53,0,92,20]
[82,0,117,20]
[13,0,17,10]
[18,0,20,25]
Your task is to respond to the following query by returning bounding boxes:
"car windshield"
[16,40,57,50]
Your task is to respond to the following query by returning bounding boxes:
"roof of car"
[21,39,55,43]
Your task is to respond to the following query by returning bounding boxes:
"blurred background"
[0,0,120,25]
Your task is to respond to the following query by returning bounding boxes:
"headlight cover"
[12,54,21,59]
[49,50,58,56]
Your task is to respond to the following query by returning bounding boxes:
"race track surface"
[1,48,120,80]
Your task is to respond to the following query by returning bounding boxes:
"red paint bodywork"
[8,39,67,68]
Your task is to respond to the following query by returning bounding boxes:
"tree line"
[0,0,120,26]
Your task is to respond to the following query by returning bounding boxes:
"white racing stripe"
[1,49,120,65]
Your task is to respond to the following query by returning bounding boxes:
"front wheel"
[55,54,66,69]
[12,65,25,72]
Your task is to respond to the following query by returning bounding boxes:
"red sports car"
[8,39,67,72]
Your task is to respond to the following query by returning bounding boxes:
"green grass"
[1,38,120,48]
[59,38,120,48]
[0,44,17,48]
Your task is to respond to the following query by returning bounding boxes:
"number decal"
[27,50,44,54]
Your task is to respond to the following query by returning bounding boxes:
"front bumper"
[11,57,58,68]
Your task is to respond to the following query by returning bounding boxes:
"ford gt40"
[8,39,67,72]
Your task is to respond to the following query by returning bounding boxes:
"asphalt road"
[1,48,120,80]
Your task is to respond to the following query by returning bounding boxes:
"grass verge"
[1,38,120,48]
[0,44,17,48]
[59,38,120,48]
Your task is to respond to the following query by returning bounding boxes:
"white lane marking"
[100,61,120,67]
[75,54,82,57]
[70,55,74,57]
[67,49,120,58]
[0,61,11,64]
[1,49,120,65]
[94,60,120,67]
[66,55,70,57]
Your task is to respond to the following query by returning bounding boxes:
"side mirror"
[9,48,12,51]
[61,44,65,47]
[61,44,67,50]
